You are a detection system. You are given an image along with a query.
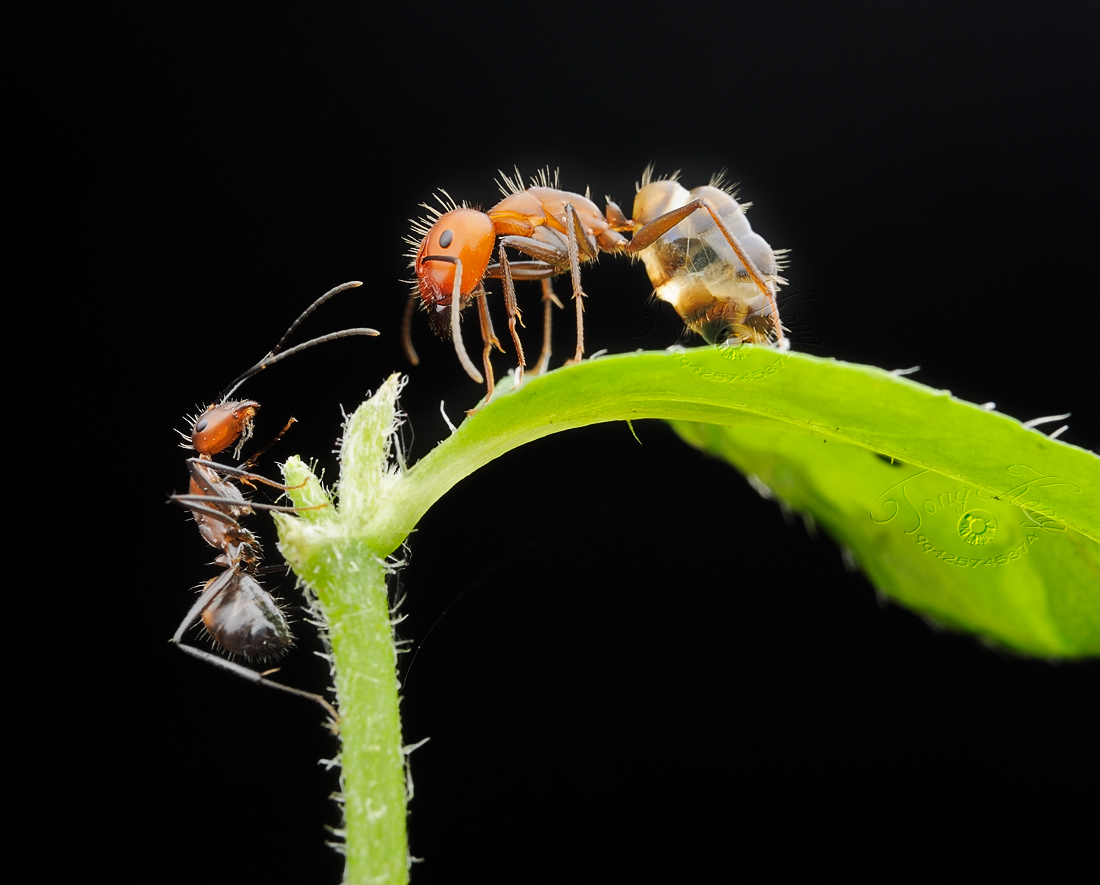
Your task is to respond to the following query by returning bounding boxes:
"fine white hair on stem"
[1023,413,1071,429]
[439,400,457,434]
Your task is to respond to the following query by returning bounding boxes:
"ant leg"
[172,571,339,723]
[174,642,339,724]
[239,417,297,473]
[474,284,502,402]
[186,457,305,494]
[628,198,785,346]
[172,494,328,521]
[491,224,591,366]
[402,292,421,365]
[484,258,559,375]
[181,459,296,530]
[531,278,561,376]
[497,247,527,380]
[563,203,588,365]
[186,457,247,498]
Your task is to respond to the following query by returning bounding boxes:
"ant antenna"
[218,281,379,401]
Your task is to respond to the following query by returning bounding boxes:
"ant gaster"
[631,168,788,350]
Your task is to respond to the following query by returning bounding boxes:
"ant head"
[413,208,495,335]
[191,401,260,458]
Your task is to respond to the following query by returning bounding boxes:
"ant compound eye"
[438,229,454,248]
[715,326,733,345]
[193,416,209,434]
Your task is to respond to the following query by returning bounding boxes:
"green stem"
[278,376,409,885]
[321,546,407,883]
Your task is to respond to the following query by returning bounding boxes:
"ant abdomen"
[201,573,293,660]
[632,175,787,348]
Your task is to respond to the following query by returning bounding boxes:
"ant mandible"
[403,168,786,401]
[170,280,378,719]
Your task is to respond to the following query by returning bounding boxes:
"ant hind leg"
[531,278,561,376]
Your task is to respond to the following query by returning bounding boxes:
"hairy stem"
[278,376,409,884]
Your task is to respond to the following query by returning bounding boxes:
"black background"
[55,1,1098,880]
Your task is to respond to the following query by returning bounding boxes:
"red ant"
[403,169,631,399]
[170,281,378,719]
[403,168,786,400]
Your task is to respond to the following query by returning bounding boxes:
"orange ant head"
[191,401,259,458]
[414,208,495,336]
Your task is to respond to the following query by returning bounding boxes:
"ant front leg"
[485,260,561,376]
[628,197,786,347]
[239,417,298,474]
[184,457,302,496]
[473,283,504,402]
[496,247,528,380]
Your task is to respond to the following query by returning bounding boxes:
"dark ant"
[170,281,378,719]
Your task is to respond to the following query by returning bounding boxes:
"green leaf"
[665,349,1100,659]
[672,420,1100,658]
[277,345,1099,880]
[368,345,1099,656]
